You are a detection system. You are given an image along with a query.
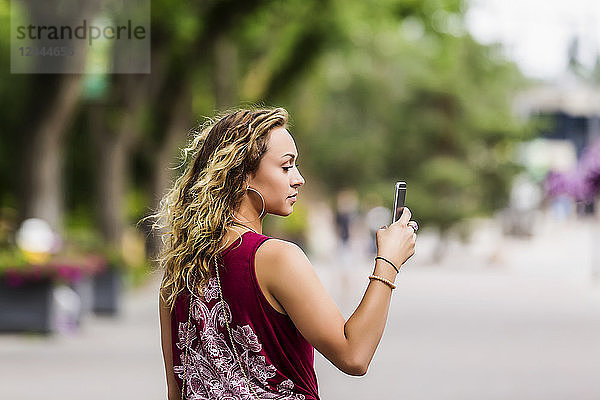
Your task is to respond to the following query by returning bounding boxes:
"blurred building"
[516,73,600,157]
[515,71,600,215]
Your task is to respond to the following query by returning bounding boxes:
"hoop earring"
[232,185,266,223]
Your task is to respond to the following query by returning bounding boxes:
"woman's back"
[171,230,319,400]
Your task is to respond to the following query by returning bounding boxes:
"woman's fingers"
[407,221,418,232]
[398,207,412,225]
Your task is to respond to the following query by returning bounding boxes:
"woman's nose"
[293,169,305,187]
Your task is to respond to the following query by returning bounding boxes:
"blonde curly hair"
[146,107,289,312]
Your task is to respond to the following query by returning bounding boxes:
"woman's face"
[247,126,305,217]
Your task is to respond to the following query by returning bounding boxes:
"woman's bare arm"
[256,211,415,376]
[159,292,182,400]
[257,241,397,375]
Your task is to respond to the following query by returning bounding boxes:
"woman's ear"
[243,172,257,188]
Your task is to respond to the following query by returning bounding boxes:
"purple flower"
[545,137,600,202]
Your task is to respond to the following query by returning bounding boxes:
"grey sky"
[466,0,600,80]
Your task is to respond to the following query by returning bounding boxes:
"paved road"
[315,215,600,399]
[1,216,599,399]
[0,271,166,400]
[315,267,600,400]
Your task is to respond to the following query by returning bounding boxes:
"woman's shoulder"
[254,236,311,313]
[256,235,304,259]
[255,236,311,284]
[224,228,306,263]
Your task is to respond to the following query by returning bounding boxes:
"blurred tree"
[88,75,150,249]
[137,0,340,256]
[0,0,534,266]
[0,1,26,214]
[284,0,531,257]
[11,0,101,232]
[138,0,290,257]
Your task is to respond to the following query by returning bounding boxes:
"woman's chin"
[280,205,295,217]
[269,207,293,217]
[282,208,294,217]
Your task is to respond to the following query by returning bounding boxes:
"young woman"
[152,107,417,400]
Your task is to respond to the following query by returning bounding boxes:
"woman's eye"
[283,163,299,171]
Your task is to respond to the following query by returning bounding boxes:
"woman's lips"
[288,195,297,202]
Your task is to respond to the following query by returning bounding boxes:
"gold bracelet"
[368,275,397,290]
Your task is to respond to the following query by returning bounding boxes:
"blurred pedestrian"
[334,189,358,272]
[366,206,391,256]
[149,107,418,400]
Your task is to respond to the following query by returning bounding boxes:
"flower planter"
[0,277,55,334]
[92,267,122,316]
[0,254,108,333]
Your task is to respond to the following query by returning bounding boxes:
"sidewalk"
[314,266,600,400]
[313,215,600,400]
[0,272,166,400]
[1,216,599,399]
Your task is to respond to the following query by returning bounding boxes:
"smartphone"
[392,181,407,223]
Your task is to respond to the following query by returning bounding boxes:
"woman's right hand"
[375,207,417,269]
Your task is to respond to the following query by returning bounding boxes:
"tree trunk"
[144,87,192,259]
[17,0,98,233]
[19,75,83,233]
[212,33,238,110]
[90,76,148,248]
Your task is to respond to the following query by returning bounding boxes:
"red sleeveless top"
[171,231,320,399]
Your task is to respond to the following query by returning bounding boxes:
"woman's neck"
[231,220,262,235]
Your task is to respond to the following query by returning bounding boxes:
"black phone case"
[393,182,406,223]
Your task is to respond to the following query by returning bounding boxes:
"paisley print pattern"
[174,277,306,400]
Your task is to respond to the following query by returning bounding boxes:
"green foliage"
[265,201,308,234]
[125,187,150,224]
[264,200,309,246]
[0,0,30,210]
[285,0,531,230]
[0,0,537,280]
